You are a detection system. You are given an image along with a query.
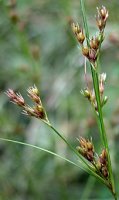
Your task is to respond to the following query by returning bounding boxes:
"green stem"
[92,66,116,198]
[0,136,111,192]
[80,0,117,198]
[44,121,111,189]
[46,122,94,171]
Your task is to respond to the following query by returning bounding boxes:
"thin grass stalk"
[45,122,112,189]
[80,0,117,198]
[45,121,95,171]
[0,136,110,189]
[92,68,116,196]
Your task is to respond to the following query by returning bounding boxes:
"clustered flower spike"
[97,149,108,178]
[71,23,85,44]
[6,85,49,122]
[81,73,108,113]
[77,138,109,179]
[71,6,108,66]
[77,137,94,162]
[27,85,41,104]
[96,6,109,32]
[6,89,25,107]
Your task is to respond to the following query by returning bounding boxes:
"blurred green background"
[0,0,119,199]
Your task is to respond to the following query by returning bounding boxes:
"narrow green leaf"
[0,137,81,169]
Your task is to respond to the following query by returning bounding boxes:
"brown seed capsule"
[87,151,94,162]
[99,149,107,166]
[82,46,89,57]
[89,49,97,63]
[27,85,41,104]
[71,23,80,35]
[77,137,94,162]
[96,19,105,32]
[90,37,99,50]
[96,6,108,32]
[101,166,108,177]
[34,105,46,119]
[87,141,93,151]
[100,6,109,21]
[77,30,85,44]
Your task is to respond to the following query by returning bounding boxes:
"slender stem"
[44,121,111,189]
[80,0,89,46]
[79,0,117,198]
[0,136,110,190]
[92,65,116,197]
[45,122,95,170]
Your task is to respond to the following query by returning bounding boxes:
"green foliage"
[0,0,119,199]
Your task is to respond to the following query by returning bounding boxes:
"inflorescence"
[72,5,109,181]
[71,6,108,113]
[6,4,112,193]
[6,85,48,123]
[77,137,108,179]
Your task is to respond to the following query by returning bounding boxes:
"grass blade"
[0,137,81,169]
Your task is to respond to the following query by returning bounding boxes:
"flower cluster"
[77,137,94,162]
[6,85,48,122]
[81,72,108,112]
[96,6,109,33]
[71,23,85,44]
[97,149,108,178]
[77,138,109,178]
[71,6,108,66]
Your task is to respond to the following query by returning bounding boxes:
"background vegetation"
[0,0,119,199]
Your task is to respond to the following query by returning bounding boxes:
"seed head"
[71,22,80,35]
[81,88,91,99]
[71,22,85,44]
[99,73,106,95]
[96,6,108,32]
[97,149,109,178]
[33,105,47,120]
[82,46,89,57]
[99,149,107,165]
[6,89,25,107]
[89,49,97,63]
[77,29,85,44]
[100,6,109,21]
[27,85,41,104]
[77,137,94,162]
[90,37,99,50]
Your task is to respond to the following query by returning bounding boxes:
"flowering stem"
[44,121,112,190]
[45,121,94,170]
[91,65,116,198]
[80,0,117,199]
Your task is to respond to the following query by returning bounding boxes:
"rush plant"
[1,0,118,199]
